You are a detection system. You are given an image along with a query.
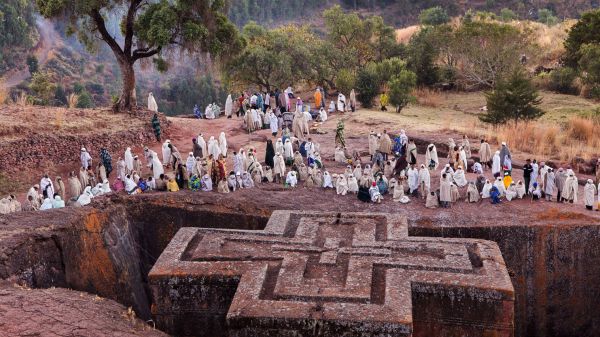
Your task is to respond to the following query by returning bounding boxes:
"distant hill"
[227,0,600,27]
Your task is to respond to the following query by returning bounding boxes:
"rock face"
[0,281,168,337]
[149,211,514,337]
[1,192,600,337]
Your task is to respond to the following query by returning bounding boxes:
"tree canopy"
[481,71,544,125]
[419,6,450,26]
[36,0,242,111]
[564,9,600,68]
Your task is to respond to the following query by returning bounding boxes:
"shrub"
[388,70,417,112]
[548,68,579,95]
[76,90,94,109]
[419,6,450,26]
[355,65,380,108]
[26,55,39,74]
[335,69,355,96]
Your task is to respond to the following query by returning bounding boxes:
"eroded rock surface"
[0,281,167,337]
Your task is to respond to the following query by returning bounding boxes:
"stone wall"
[0,110,169,173]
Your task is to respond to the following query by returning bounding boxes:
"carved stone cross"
[150,211,514,337]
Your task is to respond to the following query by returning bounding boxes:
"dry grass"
[395,25,419,44]
[413,88,443,108]
[68,93,78,109]
[482,116,599,162]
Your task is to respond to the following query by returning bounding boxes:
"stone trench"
[1,192,599,337]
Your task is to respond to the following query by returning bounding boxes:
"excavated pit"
[1,192,600,337]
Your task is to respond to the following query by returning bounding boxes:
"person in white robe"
[334,147,347,164]
[337,93,346,112]
[472,162,483,174]
[323,171,333,188]
[185,152,195,176]
[273,153,285,183]
[319,108,328,122]
[347,176,359,193]
[286,171,298,187]
[505,182,518,201]
[124,147,134,174]
[40,175,55,199]
[530,160,539,190]
[369,182,383,203]
[425,144,439,170]
[494,177,506,197]
[584,180,597,210]
[101,179,111,194]
[329,101,335,113]
[492,151,501,177]
[453,167,468,187]
[283,139,293,161]
[150,154,164,179]
[466,182,480,203]
[148,93,158,112]
[225,94,233,118]
[516,181,526,199]
[40,198,53,210]
[450,183,460,202]
[201,174,214,191]
[407,165,419,195]
[562,170,578,203]
[219,132,228,158]
[426,191,439,208]
[481,180,493,199]
[418,164,430,198]
[275,138,284,155]
[241,172,254,188]
[269,110,279,135]
[544,169,555,201]
[227,173,238,191]
[389,178,403,202]
[336,175,348,195]
[208,137,221,159]
[162,140,172,166]
[80,147,92,169]
[0,198,10,214]
[205,104,215,119]
[459,146,468,170]
[353,164,362,180]
[368,132,379,160]
[77,186,94,206]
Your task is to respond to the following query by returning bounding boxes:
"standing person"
[192,138,203,159]
[380,92,388,111]
[368,132,378,160]
[499,142,511,168]
[595,158,600,185]
[379,130,392,161]
[461,135,471,159]
[530,159,539,190]
[407,140,417,165]
[584,179,597,210]
[99,148,113,178]
[440,174,451,208]
[425,144,439,170]
[337,92,346,112]
[68,171,82,200]
[80,147,92,169]
[544,168,555,201]
[151,113,161,141]
[268,109,278,136]
[265,140,275,169]
[349,89,357,112]
[562,170,578,203]
[314,88,322,110]
[219,132,228,158]
[40,174,55,199]
[492,151,501,177]
[148,92,158,112]
[479,139,492,169]
[523,159,533,195]
[225,94,233,119]
[124,147,134,174]
[273,152,285,183]
[555,168,566,202]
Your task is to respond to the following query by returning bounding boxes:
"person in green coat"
[151,113,161,142]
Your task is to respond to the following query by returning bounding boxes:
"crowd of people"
[2,87,600,216]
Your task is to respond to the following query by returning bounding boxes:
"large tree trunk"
[115,60,137,112]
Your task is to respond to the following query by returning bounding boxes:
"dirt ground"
[4,103,599,221]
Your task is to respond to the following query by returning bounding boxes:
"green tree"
[564,10,600,68]
[419,6,450,26]
[500,8,516,22]
[450,21,530,89]
[578,43,600,98]
[335,69,356,96]
[388,70,417,113]
[26,55,39,74]
[407,27,443,86]
[481,71,544,125]
[76,90,94,109]
[355,64,380,108]
[29,72,57,105]
[36,0,241,111]
[225,22,316,91]
[538,9,558,26]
